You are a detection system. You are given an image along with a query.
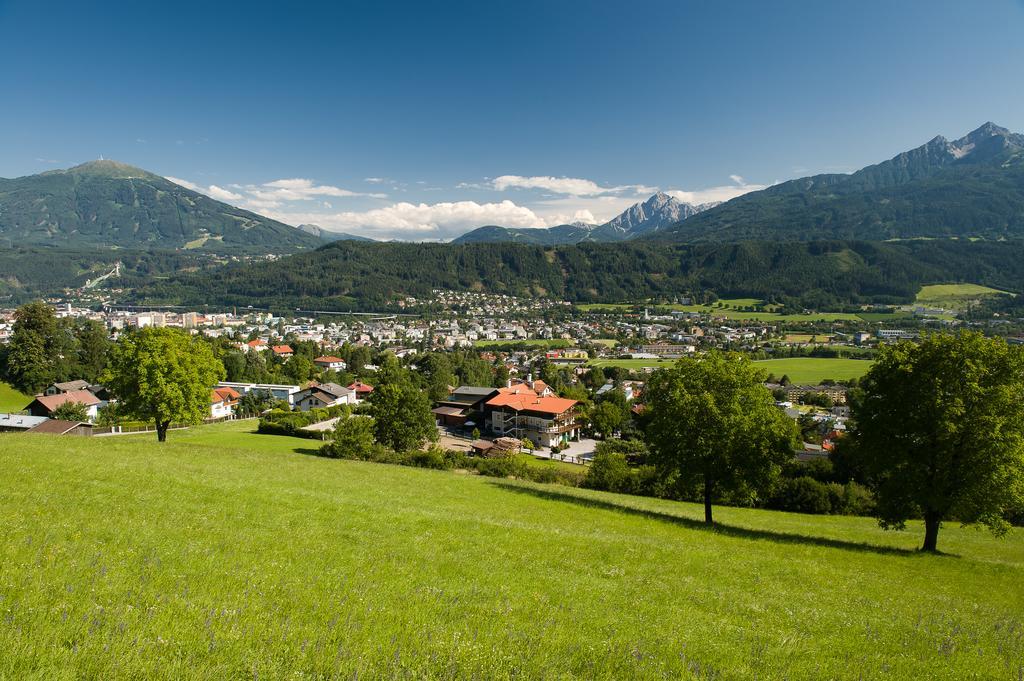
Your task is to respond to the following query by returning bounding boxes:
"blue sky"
[2,0,1023,240]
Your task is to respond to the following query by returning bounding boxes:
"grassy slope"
[0,382,32,412]
[915,283,1011,310]
[1,424,1022,679]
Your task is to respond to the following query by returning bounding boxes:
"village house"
[432,386,499,428]
[313,355,347,371]
[347,381,375,401]
[483,384,579,449]
[217,382,302,407]
[210,386,241,419]
[26,390,101,422]
[43,380,91,396]
[272,344,294,359]
[294,383,357,411]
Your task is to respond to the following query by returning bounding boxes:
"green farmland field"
[1,423,1021,679]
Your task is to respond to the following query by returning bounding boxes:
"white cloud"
[364,177,385,183]
[166,176,201,191]
[207,185,243,202]
[491,174,655,197]
[260,200,548,240]
[666,176,769,205]
[258,178,387,200]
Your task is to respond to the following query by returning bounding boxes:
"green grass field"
[577,300,887,323]
[0,382,32,412]
[1,423,1021,678]
[590,357,871,382]
[753,358,872,383]
[915,283,1011,310]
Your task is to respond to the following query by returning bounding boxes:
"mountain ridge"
[0,160,324,254]
[652,122,1024,242]
[451,192,717,245]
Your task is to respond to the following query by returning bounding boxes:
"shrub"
[474,458,527,479]
[583,451,633,493]
[827,481,876,516]
[768,476,833,514]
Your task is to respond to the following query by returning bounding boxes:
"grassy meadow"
[577,299,892,323]
[591,357,872,383]
[0,382,32,412]
[1,422,1022,678]
[752,357,873,384]
[914,283,1011,310]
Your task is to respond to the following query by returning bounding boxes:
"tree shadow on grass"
[292,446,325,457]
[488,480,942,558]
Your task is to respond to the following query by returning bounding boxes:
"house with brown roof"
[314,355,347,371]
[431,386,499,428]
[26,390,101,422]
[294,383,356,411]
[484,384,578,449]
[43,380,90,396]
[27,419,93,436]
[272,345,294,359]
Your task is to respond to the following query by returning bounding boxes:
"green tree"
[591,400,625,439]
[75,320,111,383]
[103,328,225,442]
[322,415,377,459]
[583,448,633,493]
[284,355,314,384]
[850,332,1024,552]
[50,401,89,422]
[4,302,60,392]
[369,356,437,451]
[644,352,798,524]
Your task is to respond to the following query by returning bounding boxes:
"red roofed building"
[246,339,268,352]
[26,390,101,422]
[210,386,241,419]
[314,355,347,371]
[484,385,578,449]
[272,345,294,358]
[347,381,374,401]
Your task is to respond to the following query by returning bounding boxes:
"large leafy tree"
[645,352,798,524]
[75,320,111,383]
[850,332,1024,552]
[103,328,225,441]
[369,355,437,452]
[4,301,60,393]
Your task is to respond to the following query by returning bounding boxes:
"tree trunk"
[922,511,941,552]
[703,477,714,525]
[156,420,168,442]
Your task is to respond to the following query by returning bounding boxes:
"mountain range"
[0,160,323,253]
[451,193,719,245]
[1,122,1021,259]
[654,122,1024,242]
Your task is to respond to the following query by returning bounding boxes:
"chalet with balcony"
[483,385,578,449]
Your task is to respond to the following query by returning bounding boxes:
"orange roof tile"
[486,389,576,416]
